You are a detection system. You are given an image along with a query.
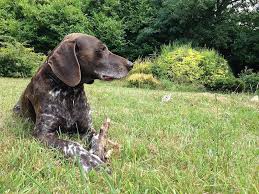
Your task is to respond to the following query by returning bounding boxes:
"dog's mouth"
[99,74,126,81]
[96,70,129,81]
[101,75,115,81]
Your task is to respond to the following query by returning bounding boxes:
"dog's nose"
[127,60,134,70]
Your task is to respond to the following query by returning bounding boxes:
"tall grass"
[0,78,258,193]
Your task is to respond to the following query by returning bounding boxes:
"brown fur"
[13,33,133,172]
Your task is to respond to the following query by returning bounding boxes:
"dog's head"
[47,33,133,86]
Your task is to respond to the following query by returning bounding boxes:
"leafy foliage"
[0,0,259,84]
[200,49,231,86]
[206,76,245,92]
[127,44,232,91]
[0,36,45,77]
[0,0,258,76]
[113,0,157,58]
[152,44,231,85]
[137,0,259,74]
[207,70,259,93]
[0,0,124,54]
[154,44,204,83]
[130,59,152,74]
[239,70,259,92]
[89,12,125,53]
[127,73,160,88]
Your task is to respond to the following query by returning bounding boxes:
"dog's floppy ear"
[48,40,81,87]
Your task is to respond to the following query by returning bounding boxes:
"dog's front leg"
[34,130,105,172]
[89,117,110,161]
[80,117,120,161]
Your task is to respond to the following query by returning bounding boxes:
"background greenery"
[0,36,45,77]
[0,0,258,92]
[0,0,258,74]
[126,43,259,93]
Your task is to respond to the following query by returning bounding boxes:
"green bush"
[239,70,259,92]
[153,43,231,86]
[207,76,245,92]
[0,36,45,77]
[153,44,204,83]
[130,59,152,74]
[129,44,234,92]
[200,49,231,86]
[127,73,160,89]
[0,0,126,54]
[206,70,259,93]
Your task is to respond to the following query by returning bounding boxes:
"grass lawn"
[0,77,258,193]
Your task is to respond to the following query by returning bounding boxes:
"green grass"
[0,77,258,193]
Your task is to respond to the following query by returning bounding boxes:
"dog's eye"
[101,46,106,51]
[96,45,107,54]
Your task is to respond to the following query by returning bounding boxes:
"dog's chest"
[45,87,88,128]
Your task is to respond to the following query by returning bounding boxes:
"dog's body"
[13,33,133,172]
[17,63,93,136]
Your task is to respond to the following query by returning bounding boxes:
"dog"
[13,33,133,172]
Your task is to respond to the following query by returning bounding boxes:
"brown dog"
[13,33,133,172]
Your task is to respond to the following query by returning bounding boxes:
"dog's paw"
[90,117,111,160]
[80,153,103,172]
[79,152,112,173]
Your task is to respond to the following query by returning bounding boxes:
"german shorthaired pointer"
[13,33,133,172]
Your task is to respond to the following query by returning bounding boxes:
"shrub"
[130,59,152,74]
[153,44,204,83]
[206,70,259,93]
[0,36,45,77]
[239,70,259,92]
[207,76,245,92]
[0,0,126,54]
[127,73,160,89]
[153,43,232,87]
[200,49,231,86]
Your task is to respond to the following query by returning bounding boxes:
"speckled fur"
[13,33,133,172]
[13,63,103,171]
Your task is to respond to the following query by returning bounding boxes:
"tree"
[138,0,259,74]
[0,0,125,55]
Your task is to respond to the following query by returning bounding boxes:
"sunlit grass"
[0,77,258,193]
